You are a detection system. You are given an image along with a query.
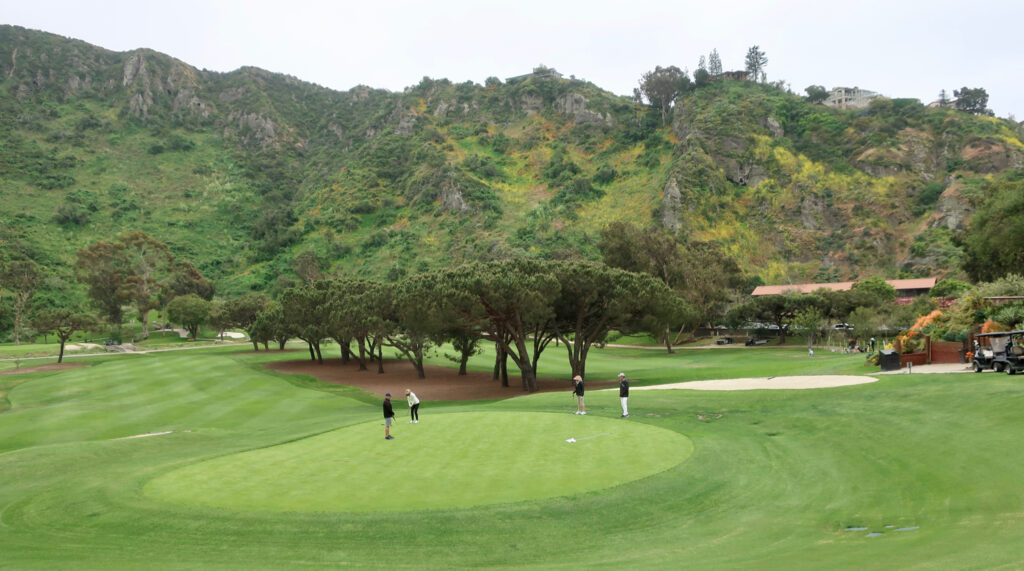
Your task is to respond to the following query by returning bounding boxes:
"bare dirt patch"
[266,358,615,401]
[0,361,88,375]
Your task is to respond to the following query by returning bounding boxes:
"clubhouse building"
[751,277,937,305]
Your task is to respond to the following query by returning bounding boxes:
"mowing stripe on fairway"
[145,411,694,512]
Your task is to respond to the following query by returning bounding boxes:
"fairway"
[146,412,693,511]
[2,346,1024,569]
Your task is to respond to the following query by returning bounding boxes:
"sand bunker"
[632,375,878,391]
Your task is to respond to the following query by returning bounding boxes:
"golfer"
[406,389,420,423]
[618,372,629,418]
[572,375,586,415]
[383,393,396,440]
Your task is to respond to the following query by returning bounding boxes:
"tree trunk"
[663,329,675,354]
[307,342,316,361]
[459,353,469,375]
[58,341,66,363]
[251,339,259,351]
[493,345,502,381]
[356,338,368,371]
[314,341,323,364]
[341,339,352,364]
[377,343,384,374]
[140,308,149,338]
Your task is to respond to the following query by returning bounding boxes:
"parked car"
[715,337,734,345]
[745,337,768,346]
[972,330,1024,373]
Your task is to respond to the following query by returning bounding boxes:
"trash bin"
[879,349,900,371]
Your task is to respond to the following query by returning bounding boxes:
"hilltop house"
[824,87,881,110]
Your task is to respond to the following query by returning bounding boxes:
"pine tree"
[708,49,723,76]
[744,45,767,82]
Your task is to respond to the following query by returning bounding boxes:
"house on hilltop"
[751,277,937,305]
[506,65,563,84]
[715,70,748,81]
[824,86,881,110]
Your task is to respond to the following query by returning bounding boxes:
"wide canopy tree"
[440,260,560,392]
[32,307,99,363]
[550,261,687,378]
[165,294,211,340]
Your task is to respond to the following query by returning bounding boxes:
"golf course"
[2,343,1022,569]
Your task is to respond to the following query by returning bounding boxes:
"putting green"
[145,412,693,512]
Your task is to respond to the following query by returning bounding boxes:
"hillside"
[2,25,1023,302]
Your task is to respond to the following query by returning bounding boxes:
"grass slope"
[1,346,1022,568]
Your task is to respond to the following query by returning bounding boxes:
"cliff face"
[2,24,1022,293]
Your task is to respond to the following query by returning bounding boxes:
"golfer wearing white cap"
[618,373,630,418]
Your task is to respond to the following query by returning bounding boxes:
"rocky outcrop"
[518,93,543,115]
[930,183,972,231]
[227,112,278,149]
[554,93,612,126]
[961,138,1024,173]
[659,176,684,233]
[440,178,470,213]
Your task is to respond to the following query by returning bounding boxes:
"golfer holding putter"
[572,375,586,415]
[406,388,420,423]
[383,393,396,440]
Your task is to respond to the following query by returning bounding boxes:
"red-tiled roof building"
[751,277,937,304]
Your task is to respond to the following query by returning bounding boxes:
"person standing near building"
[406,388,420,423]
[383,393,396,440]
[572,375,586,415]
[618,373,630,418]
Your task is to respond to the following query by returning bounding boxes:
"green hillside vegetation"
[2,25,1024,308]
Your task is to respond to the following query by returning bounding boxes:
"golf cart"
[972,330,1024,373]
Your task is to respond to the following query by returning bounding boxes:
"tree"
[938,89,950,107]
[792,306,826,348]
[599,222,745,346]
[708,49,723,76]
[440,260,560,392]
[32,308,99,363]
[930,278,971,299]
[162,260,215,304]
[638,65,691,126]
[119,230,173,338]
[221,293,271,350]
[850,277,897,304]
[166,294,211,340]
[325,278,381,369]
[0,259,42,345]
[805,85,828,104]
[251,301,292,350]
[962,170,1024,282]
[550,261,685,378]
[280,281,332,363]
[726,293,808,343]
[744,45,768,83]
[290,251,323,283]
[953,87,992,116]
[75,240,133,329]
[379,275,447,379]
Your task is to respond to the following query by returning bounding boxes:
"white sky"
[3,0,1023,119]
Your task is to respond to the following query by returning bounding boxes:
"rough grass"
[0,345,1022,568]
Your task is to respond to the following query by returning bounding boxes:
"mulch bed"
[266,357,616,402]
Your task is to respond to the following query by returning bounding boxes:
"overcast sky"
[3,0,1023,119]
